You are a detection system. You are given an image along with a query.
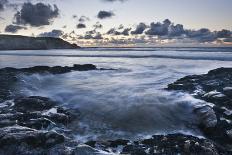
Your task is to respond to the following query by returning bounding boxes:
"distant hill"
[0,35,80,50]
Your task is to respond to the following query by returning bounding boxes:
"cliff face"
[0,35,80,50]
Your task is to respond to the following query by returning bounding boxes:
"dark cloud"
[79,31,103,40]
[97,10,114,19]
[4,24,26,33]
[216,29,231,38]
[79,16,90,22]
[129,19,232,44]
[107,27,131,36]
[38,29,64,38]
[145,19,171,36]
[131,23,147,35]
[102,0,127,2]
[186,28,216,42]
[121,28,131,36]
[142,19,219,43]
[77,23,86,29]
[72,15,77,19]
[168,24,185,37]
[118,24,124,30]
[107,28,117,35]
[14,2,59,27]
[0,0,7,11]
[93,22,103,29]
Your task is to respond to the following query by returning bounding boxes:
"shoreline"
[0,65,231,154]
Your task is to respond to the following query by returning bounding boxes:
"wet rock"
[107,139,130,148]
[88,134,224,155]
[226,129,232,139]
[194,105,217,128]
[14,96,55,112]
[0,64,103,154]
[0,126,64,152]
[0,64,98,101]
[168,67,232,148]
[223,87,232,97]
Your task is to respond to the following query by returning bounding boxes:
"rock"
[223,87,232,97]
[73,64,97,71]
[226,129,232,139]
[72,145,109,155]
[0,64,106,154]
[194,105,217,128]
[0,126,64,148]
[88,134,224,155]
[108,139,129,147]
[168,67,232,148]
[14,96,55,112]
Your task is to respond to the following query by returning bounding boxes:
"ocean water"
[0,47,232,142]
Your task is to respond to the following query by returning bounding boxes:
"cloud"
[121,28,131,36]
[97,10,114,19]
[168,24,185,37]
[131,23,147,35]
[0,0,7,11]
[79,30,103,40]
[14,2,59,27]
[77,23,86,29]
[118,24,124,30]
[4,24,26,33]
[38,29,64,38]
[72,15,77,19]
[186,28,216,42]
[107,28,119,35]
[107,27,131,36]
[102,0,127,2]
[217,29,231,38]
[143,19,226,43]
[93,22,103,29]
[79,16,90,22]
[145,19,171,36]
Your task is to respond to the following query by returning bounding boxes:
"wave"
[84,47,232,52]
[1,53,232,61]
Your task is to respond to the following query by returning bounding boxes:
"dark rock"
[0,126,64,148]
[108,139,129,147]
[85,141,96,147]
[193,105,217,128]
[14,96,55,112]
[168,67,232,148]
[0,64,106,154]
[88,134,225,155]
[73,64,97,71]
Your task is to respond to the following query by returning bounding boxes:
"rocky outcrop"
[86,134,227,155]
[0,35,80,50]
[0,65,103,155]
[168,67,232,149]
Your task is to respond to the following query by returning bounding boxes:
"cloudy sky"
[0,0,231,47]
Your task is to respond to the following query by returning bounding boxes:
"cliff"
[0,35,80,50]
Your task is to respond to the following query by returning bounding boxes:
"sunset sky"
[0,0,231,46]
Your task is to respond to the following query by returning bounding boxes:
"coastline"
[0,65,231,154]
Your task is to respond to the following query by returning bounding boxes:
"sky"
[0,0,231,47]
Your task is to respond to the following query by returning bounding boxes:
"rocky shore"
[168,68,232,151]
[0,65,231,154]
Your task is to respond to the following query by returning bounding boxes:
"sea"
[0,47,232,142]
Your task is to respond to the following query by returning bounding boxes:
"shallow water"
[0,47,232,142]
